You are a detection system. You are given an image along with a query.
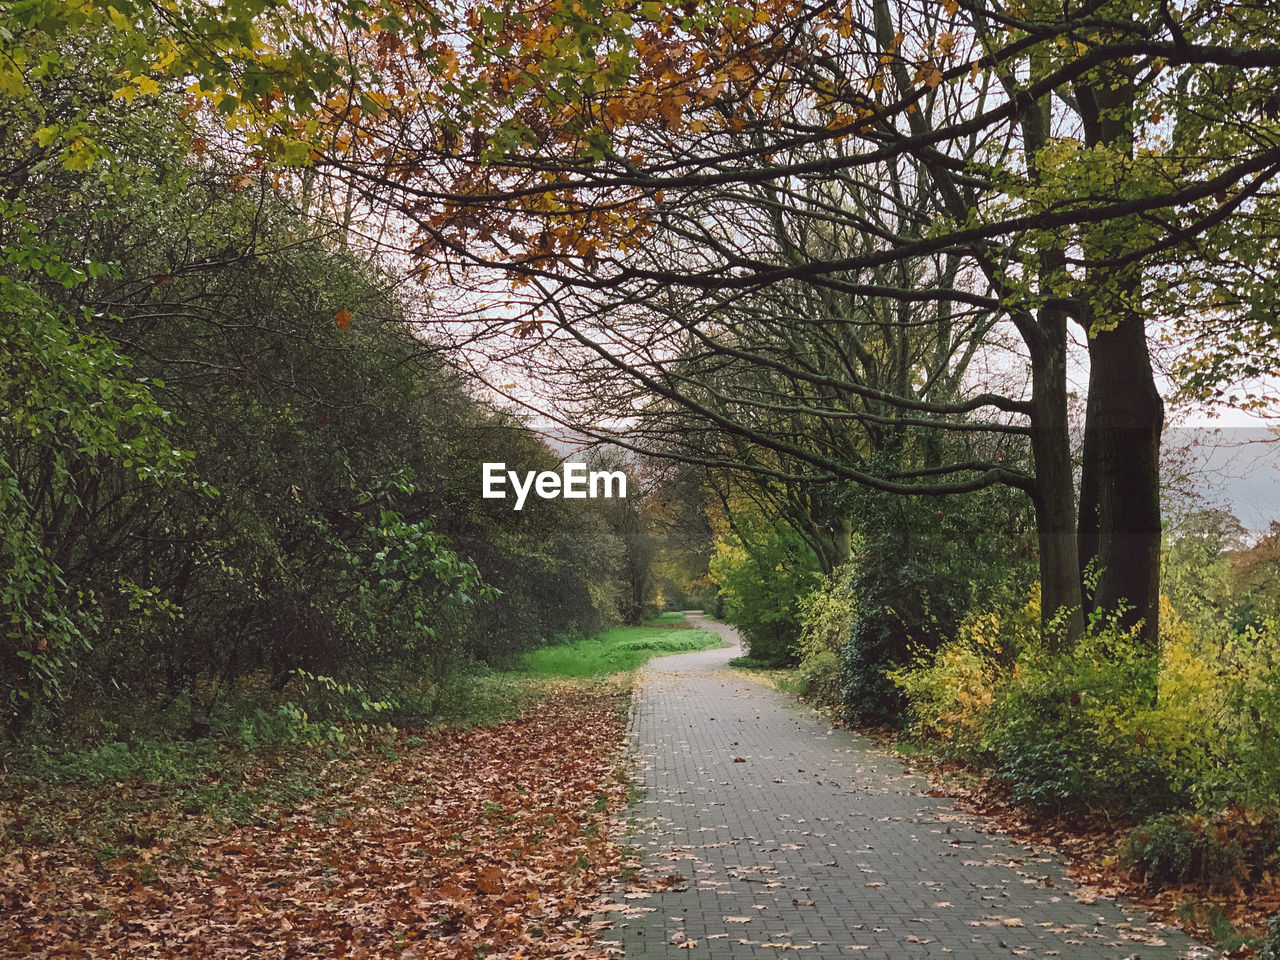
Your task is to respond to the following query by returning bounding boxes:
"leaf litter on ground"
[0,680,632,959]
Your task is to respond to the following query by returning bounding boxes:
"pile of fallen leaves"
[0,682,631,959]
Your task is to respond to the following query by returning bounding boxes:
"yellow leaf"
[0,63,26,96]
[65,137,97,171]
[153,43,179,73]
[113,85,138,103]
[107,5,130,30]
[133,74,160,96]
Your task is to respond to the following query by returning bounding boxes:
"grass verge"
[521,618,725,678]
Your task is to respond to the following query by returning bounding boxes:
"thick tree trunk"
[1070,53,1162,646]
[1077,316,1164,646]
[1025,319,1085,649]
[814,514,853,574]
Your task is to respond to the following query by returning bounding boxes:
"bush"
[841,602,910,724]
[793,563,856,707]
[1259,913,1280,960]
[1148,606,1280,813]
[985,615,1182,818]
[838,484,1030,726]
[891,593,1042,751]
[231,703,345,749]
[1121,813,1244,891]
[892,591,1280,825]
[708,517,820,665]
[892,641,997,759]
[794,650,843,706]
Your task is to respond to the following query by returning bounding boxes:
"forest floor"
[0,678,634,959]
[0,616,732,958]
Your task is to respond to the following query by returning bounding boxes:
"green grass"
[521,620,725,677]
[727,654,778,669]
[645,611,691,625]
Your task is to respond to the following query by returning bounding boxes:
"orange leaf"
[476,865,503,895]
[334,307,352,330]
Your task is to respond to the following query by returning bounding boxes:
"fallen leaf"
[476,865,503,895]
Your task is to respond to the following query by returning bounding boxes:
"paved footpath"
[607,615,1209,960]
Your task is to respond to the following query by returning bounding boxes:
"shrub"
[891,589,1280,824]
[794,650,843,706]
[984,615,1182,818]
[47,739,207,784]
[838,483,1029,726]
[793,563,856,707]
[841,600,910,724]
[840,550,971,725]
[231,703,344,749]
[708,518,820,665]
[1215,622,1280,813]
[891,641,997,759]
[1146,607,1280,814]
[796,563,856,660]
[1121,813,1243,891]
[1259,913,1280,960]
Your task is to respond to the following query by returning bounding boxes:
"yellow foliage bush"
[890,585,1042,756]
[892,583,1280,816]
[890,641,997,755]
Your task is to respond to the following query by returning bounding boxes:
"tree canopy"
[308,0,1280,647]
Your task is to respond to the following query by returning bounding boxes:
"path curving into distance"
[607,614,1207,960]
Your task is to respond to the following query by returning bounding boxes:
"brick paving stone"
[605,614,1212,960]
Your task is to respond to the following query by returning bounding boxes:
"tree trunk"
[1077,397,1100,609]
[1025,318,1085,649]
[1073,60,1163,647]
[1078,316,1164,646]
